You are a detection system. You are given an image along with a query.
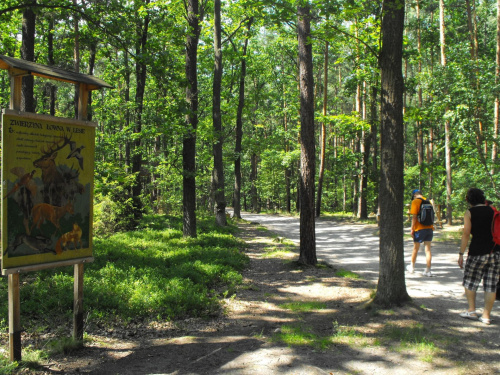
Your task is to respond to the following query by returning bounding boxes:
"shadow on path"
[240,212,500,317]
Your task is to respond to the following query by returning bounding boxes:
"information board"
[1,110,95,272]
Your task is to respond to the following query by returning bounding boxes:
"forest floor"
[8,217,500,374]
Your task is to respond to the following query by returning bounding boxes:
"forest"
[0,0,499,233]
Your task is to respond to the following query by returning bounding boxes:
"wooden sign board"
[1,109,95,273]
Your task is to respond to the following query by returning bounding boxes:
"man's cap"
[412,189,422,195]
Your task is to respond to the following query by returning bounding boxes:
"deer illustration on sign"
[31,201,74,236]
[33,133,81,206]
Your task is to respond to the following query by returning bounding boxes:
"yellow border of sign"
[1,109,95,274]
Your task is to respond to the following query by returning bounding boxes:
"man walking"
[407,189,434,276]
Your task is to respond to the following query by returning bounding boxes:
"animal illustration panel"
[1,110,95,271]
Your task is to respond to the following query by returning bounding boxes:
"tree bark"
[297,4,316,266]
[73,0,80,119]
[493,0,500,172]
[316,40,328,218]
[212,0,226,226]
[374,0,410,306]
[250,152,259,212]
[183,0,202,237]
[440,0,453,225]
[233,18,253,220]
[21,1,36,113]
[131,4,150,225]
[47,15,56,116]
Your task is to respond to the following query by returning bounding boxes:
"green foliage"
[0,215,248,334]
[279,301,327,312]
[0,357,17,375]
[335,269,361,279]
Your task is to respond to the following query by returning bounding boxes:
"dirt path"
[35,216,500,374]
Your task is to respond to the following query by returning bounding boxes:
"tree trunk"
[358,81,368,219]
[21,1,36,113]
[416,0,423,180]
[374,0,410,306]
[297,4,316,266]
[47,15,56,116]
[493,0,500,173]
[316,40,328,218]
[250,152,259,212]
[87,41,96,122]
[183,0,202,237]
[233,18,253,220]
[131,5,150,225]
[124,50,131,172]
[212,0,226,226]
[73,0,80,119]
[440,0,453,225]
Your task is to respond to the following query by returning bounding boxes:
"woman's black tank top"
[469,205,495,256]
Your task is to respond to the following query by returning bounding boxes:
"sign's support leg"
[8,273,21,361]
[73,263,84,342]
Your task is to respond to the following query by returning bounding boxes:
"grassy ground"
[0,214,249,373]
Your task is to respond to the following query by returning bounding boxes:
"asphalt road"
[239,211,500,316]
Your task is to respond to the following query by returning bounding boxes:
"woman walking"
[458,188,500,324]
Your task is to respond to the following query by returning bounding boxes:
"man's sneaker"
[422,270,433,277]
[406,264,415,273]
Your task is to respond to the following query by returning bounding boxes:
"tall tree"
[233,17,253,220]
[316,39,328,218]
[297,2,316,266]
[494,0,500,172]
[212,0,226,226]
[374,0,410,306]
[440,0,453,225]
[183,0,203,237]
[21,0,36,113]
[131,0,150,224]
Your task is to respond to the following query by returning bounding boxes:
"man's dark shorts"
[414,229,433,243]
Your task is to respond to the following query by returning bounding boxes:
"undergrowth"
[0,214,248,369]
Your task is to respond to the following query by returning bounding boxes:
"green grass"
[280,301,327,312]
[434,229,462,243]
[335,268,361,279]
[261,246,295,259]
[382,322,441,361]
[0,214,249,330]
[273,322,371,351]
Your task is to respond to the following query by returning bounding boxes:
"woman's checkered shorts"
[463,251,500,293]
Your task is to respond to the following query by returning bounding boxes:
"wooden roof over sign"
[0,55,113,90]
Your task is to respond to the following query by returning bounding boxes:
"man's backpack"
[490,206,500,246]
[417,198,435,226]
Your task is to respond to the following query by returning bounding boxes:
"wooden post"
[77,83,89,121]
[73,83,89,342]
[9,73,23,111]
[7,69,23,361]
[8,274,21,361]
[73,263,84,341]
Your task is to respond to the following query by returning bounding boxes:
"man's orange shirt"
[410,197,434,232]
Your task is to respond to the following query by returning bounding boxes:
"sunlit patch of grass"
[46,336,83,355]
[280,301,327,312]
[335,269,361,279]
[18,348,49,372]
[434,229,462,243]
[331,321,372,347]
[382,322,441,362]
[272,324,317,347]
[261,246,295,259]
[273,322,372,351]
[0,354,18,374]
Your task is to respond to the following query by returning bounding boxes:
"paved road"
[239,212,500,315]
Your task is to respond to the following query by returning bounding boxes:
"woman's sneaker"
[406,264,415,273]
[422,270,433,277]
